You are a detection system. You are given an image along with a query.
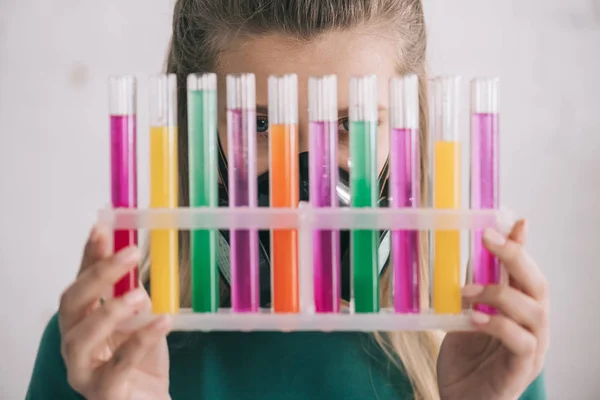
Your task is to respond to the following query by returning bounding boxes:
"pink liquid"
[390,128,420,313]
[471,113,499,314]
[110,115,138,297]
[228,109,259,312]
[309,121,340,313]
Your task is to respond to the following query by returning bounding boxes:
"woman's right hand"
[58,225,172,400]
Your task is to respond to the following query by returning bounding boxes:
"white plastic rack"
[98,204,513,332]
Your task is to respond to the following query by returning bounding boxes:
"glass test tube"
[431,76,462,314]
[308,75,340,313]
[187,73,219,312]
[227,74,260,313]
[470,77,500,314]
[389,75,420,313]
[268,74,299,313]
[149,74,179,314]
[109,75,138,297]
[349,75,380,313]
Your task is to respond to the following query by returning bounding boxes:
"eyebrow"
[255,105,388,116]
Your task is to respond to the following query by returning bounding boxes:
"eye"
[338,117,350,133]
[257,116,269,133]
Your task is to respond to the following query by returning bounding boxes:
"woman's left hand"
[437,220,550,400]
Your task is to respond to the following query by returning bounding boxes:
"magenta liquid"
[309,121,340,313]
[110,115,138,297]
[390,128,420,313]
[228,108,259,312]
[471,112,499,314]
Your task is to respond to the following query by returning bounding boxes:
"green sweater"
[27,314,546,399]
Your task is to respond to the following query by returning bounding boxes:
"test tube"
[431,76,462,314]
[268,74,299,313]
[227,74,260,313]
[109,75,138,297]
[389,74,420,314]
[308,75,340,313]
[470,77,500,314]
[187,73,219,313]
[149,74,179,314]
[349,75,380,313]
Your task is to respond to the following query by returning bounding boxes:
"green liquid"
[188,90,219,312]
[349,121,379,313]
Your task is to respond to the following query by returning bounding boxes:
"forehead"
[217,30,400,107]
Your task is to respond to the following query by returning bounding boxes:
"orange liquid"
[269,123,299,313]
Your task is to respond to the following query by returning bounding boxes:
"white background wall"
[0,0,598,398]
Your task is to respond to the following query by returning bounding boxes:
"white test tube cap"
[471,77,499,114]
[149,73,177,127]
[109,75,136,115]
[227,73,256,110]
[430,76,461,142]
[308,75,338,123]
[268,74,298,125]
[187,72,217,91]
[390,74,419,130]
[349,75,378,122]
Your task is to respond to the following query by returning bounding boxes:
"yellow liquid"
[150,126,179,313]
[433,141,462,314]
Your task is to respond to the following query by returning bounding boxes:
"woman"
[27,0,549,399]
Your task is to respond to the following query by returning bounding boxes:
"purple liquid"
[471,113,499,314]
[390,128,420,313]
[309,121,340,313]
[110,115,138,296]
[228,108,259,312]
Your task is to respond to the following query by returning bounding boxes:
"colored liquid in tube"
[390,128,420,313]
[270,123,299,313]
[309,75,340,313]
[433,141,462,314]
[389,75,420,314]
[227,73,260,313]
[188,74,219,313]
[309,120,340,313]
[149,74,179,314]
[431,76,462,315]
[471,111,500,314]
[350,120,379,313]
[109,76,138,298]
[268,74,299,313]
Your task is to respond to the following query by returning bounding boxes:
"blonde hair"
[145,1,442,398]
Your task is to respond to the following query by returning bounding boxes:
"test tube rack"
[98,204,513,332]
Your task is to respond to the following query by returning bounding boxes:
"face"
[216,29,399,177]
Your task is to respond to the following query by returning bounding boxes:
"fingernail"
[462,284,484,297]
[521,219,529,235]
[471,311,491,324]
[123,288,146,305]
[483,228,506,246]
[116,247,140,263]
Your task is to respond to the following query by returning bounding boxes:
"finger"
[79,224,112,275]
[481,228,548,301]
[471,311,537,357]
[59,247,141,331]
[508,219,527,245]
[505,220,527,290]
[61,288,148,370]
[462,284,546,333]
[99,315,171,384]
